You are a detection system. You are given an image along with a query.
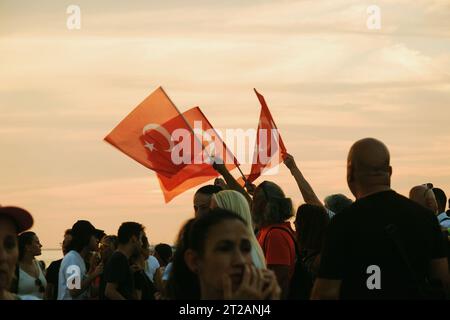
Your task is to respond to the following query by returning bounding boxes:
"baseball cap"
[71,220,104,240]
[0,205,34,234]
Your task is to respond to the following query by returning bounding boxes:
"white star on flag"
[144,142,155,152]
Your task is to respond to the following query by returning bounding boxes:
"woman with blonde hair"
[210,190,266,269]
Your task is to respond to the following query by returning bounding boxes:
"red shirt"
[257,222,296,279]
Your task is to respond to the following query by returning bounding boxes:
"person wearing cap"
[0,206,34,300]
[57,220,104,300]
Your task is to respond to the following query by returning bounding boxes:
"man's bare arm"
[212,162,252,204]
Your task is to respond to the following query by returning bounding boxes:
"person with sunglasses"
[252,180,296,299]
[14,231,47,299]
[409,183,439,214]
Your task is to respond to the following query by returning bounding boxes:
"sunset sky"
[1,0,450,250]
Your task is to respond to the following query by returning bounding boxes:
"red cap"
[0,206,34,233]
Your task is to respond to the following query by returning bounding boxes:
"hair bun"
[279,197,293,213]
[265,197,293,222]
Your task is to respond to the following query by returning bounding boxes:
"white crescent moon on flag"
[142,123,174,152]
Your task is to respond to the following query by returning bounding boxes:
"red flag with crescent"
[104,87,239,202]
[104,87,189,177]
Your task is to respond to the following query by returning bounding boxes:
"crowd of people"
[0,137,449,300]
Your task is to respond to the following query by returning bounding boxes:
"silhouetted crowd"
[1,138,449,300]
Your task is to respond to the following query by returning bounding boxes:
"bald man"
[311,138,449,299]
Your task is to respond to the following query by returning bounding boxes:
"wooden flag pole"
[236,165,247,184]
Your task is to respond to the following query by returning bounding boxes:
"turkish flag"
[157,107,239,202]
[104,87,190,177]
[105,88,240,202]
[244,89,287,184]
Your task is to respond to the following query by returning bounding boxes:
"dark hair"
[102,235,118,249]
[64,229,72,236]
[432,188,447,213]
[155,243,173,266]
[166,218,197,300]
[18,231,36,261]
[66,231,92,253]
[324,194,353,215]
[195,185,222,196]
[130,234,149,264]
[118,222,144,245]
[190,209,245,256]
[295,204,329,252]
[253,181,293,226]
[142,235,149,249]
[97,230,106,241]
[167,209,245,300]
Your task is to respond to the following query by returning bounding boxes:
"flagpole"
[159,87,232,171]
[236,165,247,183]
[159,86,205,150]
[194,107,247,182]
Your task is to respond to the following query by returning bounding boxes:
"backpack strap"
[262,226,300,259]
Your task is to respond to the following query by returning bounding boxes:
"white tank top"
[18,260,47,299]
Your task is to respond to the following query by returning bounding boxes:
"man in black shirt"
[103,222,145,300]
[311,138,449,299]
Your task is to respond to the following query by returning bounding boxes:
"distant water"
[39,249,63,269]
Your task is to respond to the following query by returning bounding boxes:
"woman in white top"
[211,190,267,269]
[17,231,47,299]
